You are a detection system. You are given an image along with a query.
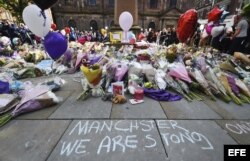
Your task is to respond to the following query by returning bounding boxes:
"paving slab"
[0,120,70,161]
[216,120,250,144]
[156,120,237,161]
[47,120,168,161]
[203,98,250,119]
[16,91,72,119]
[160,99,221,119]
[49,92,112,119]
[111,95,167,119]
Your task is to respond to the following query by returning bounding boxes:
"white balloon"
[119,11,133,31]
[211,26,224,37]
[22,4,51,37]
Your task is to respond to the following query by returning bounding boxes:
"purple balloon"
[44,32,68,60]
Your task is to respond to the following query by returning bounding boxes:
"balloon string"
[40,10,47,27]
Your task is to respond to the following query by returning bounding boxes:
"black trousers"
[227,37,247,55]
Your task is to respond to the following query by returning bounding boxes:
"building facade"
[52,0,195,31]
[195,0,245,19]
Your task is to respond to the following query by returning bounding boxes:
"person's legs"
[227,37,244,55]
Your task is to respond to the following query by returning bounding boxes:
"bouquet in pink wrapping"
[112,63,129,82]
[169,63,192,83]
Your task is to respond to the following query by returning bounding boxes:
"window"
[148,22,156,30]
[109,0,114,6]
[90,20,98,31]
[110,20,114,27]
[88,0,96,5]
[150,0,158,9]
[68,19,77,28]
[170,0,177,7]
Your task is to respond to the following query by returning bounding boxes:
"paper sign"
[111,82,124,96]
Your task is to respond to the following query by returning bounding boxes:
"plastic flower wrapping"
[78,63,104,99]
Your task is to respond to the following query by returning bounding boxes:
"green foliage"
[0,0,30,22]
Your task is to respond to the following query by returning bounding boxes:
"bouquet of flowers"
[188,68,216,100]
[164,73,192,101]
[218,73,243,105]
[168,63,192,83]
[0,85,60,127]
[78,63,104,100]
[204,67,231,102]
[227,75,250,104]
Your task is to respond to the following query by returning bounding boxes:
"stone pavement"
[1,74,250,161]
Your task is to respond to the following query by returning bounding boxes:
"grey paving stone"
[160,99,222,119]
[203,98,250,119]
[47,120,168,161]
[0,120,70,161]
[202,97,235,119]
[16,91,72,119]
[49,92,112,119]
[156,120,237,161]
[216,120,250,144]
[111,95,167,119]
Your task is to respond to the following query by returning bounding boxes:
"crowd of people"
[138,27,179,46]
[1,13,250,55]
[0,20,109,48]
[195,14,250,55]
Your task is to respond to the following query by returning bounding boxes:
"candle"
[134,88,144,100]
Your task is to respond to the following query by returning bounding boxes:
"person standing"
[228,13,249,55]
[160,28,167,45]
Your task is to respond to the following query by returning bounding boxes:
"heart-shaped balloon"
[22,5,51,37]
[44,32,68,60]
[33,0,58,10]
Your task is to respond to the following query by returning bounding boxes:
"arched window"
[68,19,77,28]
[90,20,98,31]
[150,0,158,9]
[110,20,114,27]
[148,21,156,30]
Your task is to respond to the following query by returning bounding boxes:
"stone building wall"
[52,0,194,31]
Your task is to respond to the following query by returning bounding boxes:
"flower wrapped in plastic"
[0,85,61,127]
[168,63,192,83]
[188,68,215,101]
[218,73,243,105]
[164,73,192,101]
[167,64,202,101]
[227,75,250,104]
[112,62,129,82]
[78,63,104,100]
[204,67,231,103]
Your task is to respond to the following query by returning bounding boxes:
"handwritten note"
[157,120,214,150]
[59,120,214,157]
[225,121,250,134]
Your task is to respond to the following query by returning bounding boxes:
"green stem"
[190,92,203,101]
[77,89,90,101]
[0,114,13,127]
